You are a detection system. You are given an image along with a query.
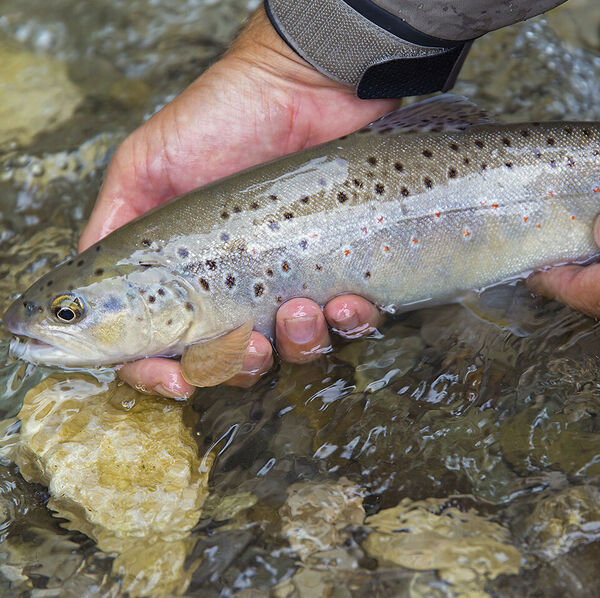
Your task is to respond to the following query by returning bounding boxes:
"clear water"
[0,1,600,596]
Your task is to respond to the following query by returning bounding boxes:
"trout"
[3,96,600,386]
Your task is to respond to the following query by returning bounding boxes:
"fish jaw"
[7,336,95,367]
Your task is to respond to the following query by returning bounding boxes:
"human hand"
[528,216,600,318]
[79,6,392,397]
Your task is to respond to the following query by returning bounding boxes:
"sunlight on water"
[0,0,599,596]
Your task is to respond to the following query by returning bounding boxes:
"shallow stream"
[0,1,600,596]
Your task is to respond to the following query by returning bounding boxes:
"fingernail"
[284,316,317,344]
[153,384,190,400]
[333,308,359,331]
[241,351,270,374]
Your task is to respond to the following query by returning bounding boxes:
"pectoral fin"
[180,319,254,387]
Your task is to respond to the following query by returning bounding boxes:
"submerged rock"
[364,497,522,596]
[523,485,600,560]
[9,374,213,597]
[0,43,81,148]
[279,478,365,561]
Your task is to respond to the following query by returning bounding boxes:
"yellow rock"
[11,374,213,597]
[0,43,82,147]
[364,497,522,596]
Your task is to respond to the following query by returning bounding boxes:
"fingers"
[528,263,600,318]
[324,295,383,338]
[224,332,274,388]
[275,299,331,363]
[117,357,195,400]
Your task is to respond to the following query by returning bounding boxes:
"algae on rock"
[9,374,213,597]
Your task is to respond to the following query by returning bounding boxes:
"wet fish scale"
[3,96,600,369]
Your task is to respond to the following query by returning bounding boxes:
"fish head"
[3,251,203,367]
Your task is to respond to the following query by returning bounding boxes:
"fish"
[3,95,600,386]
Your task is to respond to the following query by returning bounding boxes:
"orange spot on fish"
[548,191,554,197]
[523,216,528,222]
[309,233,318,238]
[377,217,383,223]
[361,226,367,234]
[383,246,390,252]
[571,215,576,220]
[435,212,441,218]
[464,230,470,237]
[412,238,418,244]
[491,204,499,209]
[594,187,600,193]
[344,249,350,256]
[536,224,541,228]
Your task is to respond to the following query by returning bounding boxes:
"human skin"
[79,5,599,398]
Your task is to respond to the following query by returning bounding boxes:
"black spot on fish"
[422,149,433,158]
[221,233,230,241]
[481,163,487,170]
[46,280,53,287]
[269,194,278,201]
[233,206,241,213]
[367,156,377,166]
[583,128,592,138]
[266,269,274,277]
[284,212,294,219]
[375,183,384,194]
[199,278,210,291]
[268,221,280,231]
[276,296,282,304]
[94,268,104,276]
[547,137,555,146]
[534,149,542,158]
[564,126,573,135]
[221,211,229,219]
[364,271,371,279]
[225,275,236,288]
[254,283,264,297]
[474,139,484,148]
[463,157,470,165]
[316,264,322,271]
[282,261,290,272]
[250,201,259,210]
[299,240,308,250]
[141,239,151,247]
[505,162,513,168]
[185,302,193,311]
[566,156,575,168]
[353,178,363,187]
[77,259,84,267]
[95,245,101,252]
[394,162,404,172]
[206,260,217,270]
[448,168,457,178]
[502,137,511,147]
[167,319,173,326]
[450,142,459,152]
[550,160,557,168]
[301,196,310,204]
[148,295,156,303]
[520,129,530,138]
[401,187,410,197]
[157,288,165,296]
[338,191,348,203]
[424,177,433,189]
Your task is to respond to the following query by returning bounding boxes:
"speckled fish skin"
[4,96,600,367]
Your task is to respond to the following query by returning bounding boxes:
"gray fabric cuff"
[265,0,470,98]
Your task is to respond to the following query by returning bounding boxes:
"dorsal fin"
[364,94,496,135]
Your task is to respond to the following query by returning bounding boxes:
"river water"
[0,1,599,596]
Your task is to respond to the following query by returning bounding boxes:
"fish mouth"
[8,335,91,367]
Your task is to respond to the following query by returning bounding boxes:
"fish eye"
[51,294,85,323]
